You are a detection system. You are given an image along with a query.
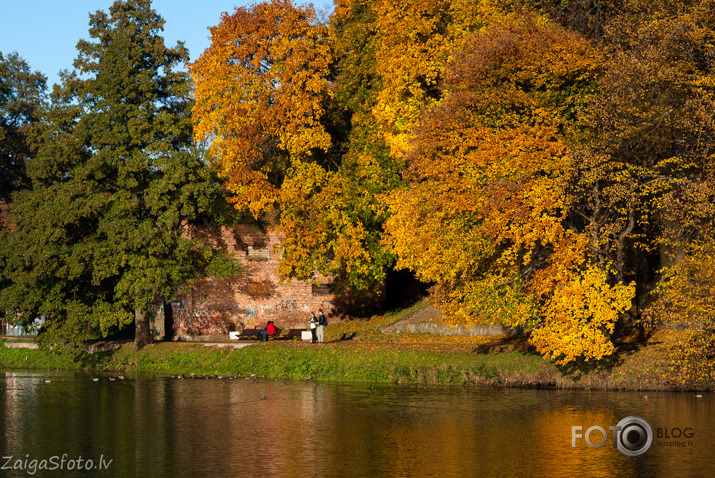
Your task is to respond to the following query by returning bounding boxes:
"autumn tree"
[193,0,437,294]
[384,13,634,364]
[560,0,708,289]
[190,0,334,218]
[264,0,493,294]
[276,0,407,294]
[0,0,235,350]
[507,0,625,38]
[362,0,487,157]
[580,0,715,384]
[645,225,715,388]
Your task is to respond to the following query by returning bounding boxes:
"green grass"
[0,344,76,369]
[0,305,687,390]
[95,340,552,386]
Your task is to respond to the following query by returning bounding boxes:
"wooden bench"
[266,327,281,341]
[269,327,304,340]
[229,329,259,340]
[246,327,281,341]
[282,328,304,340]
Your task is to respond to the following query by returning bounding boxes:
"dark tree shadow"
[472,335,539,355]
[382,268,430,312]
[331,268,431,319]
[556,324,654,376]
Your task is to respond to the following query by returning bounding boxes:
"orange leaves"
[190,0,333,217]
[189,2,671,366]
[191,1,399,292]
[383,12,634,364]
[385,118,570,286]
[443,12,603,134]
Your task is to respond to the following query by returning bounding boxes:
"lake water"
[1,370,713,477]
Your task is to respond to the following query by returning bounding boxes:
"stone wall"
[158,223,335,339]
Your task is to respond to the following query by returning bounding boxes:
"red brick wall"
[164,224,335,338]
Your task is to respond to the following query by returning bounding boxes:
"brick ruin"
[150,223,336,340]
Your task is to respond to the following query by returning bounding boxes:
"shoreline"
[0,328,705,392]
[1,303,709,392]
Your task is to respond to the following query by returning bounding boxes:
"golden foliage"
[187,0,715,367]
[190,0,333,217]
[384,13,634,363]
[530,264,634,364]
[333,0,490,158]
[646,233,715,387]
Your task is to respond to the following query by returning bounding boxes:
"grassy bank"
[0,307,698,391]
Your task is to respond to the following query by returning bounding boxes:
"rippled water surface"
[1,371,713,477]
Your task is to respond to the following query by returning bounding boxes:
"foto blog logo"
[572,416,654,457]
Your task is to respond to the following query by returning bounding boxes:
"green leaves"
[0,0,229,348]
[0,51,46,201]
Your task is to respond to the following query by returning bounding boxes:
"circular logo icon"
[615,416,653,457]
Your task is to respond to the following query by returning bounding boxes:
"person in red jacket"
[259,321,278,341]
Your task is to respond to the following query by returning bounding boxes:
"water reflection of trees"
[1,375,713,476]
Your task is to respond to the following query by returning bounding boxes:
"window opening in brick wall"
[246,282,271,295]
[247,244,270,261]
[312,284,331,296]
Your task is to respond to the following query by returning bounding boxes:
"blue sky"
[0,0,334,88]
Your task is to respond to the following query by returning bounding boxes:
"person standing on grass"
[309,312,318,344]
[317,308,327,343]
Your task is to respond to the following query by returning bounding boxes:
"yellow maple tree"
[190,0,333,217]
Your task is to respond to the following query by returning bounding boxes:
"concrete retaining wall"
[2,340,39,349]
[382,321,522,336]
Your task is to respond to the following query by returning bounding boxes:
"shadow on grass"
[74,349,118,370]
[556,325,654,376]
[469,325,656,380]
[471,335,538,355]
[71,339,131,370]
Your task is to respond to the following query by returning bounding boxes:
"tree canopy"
[0,51,46,203]
[0,0,236,350]
[3,0,714,372]
[192,0,715,368]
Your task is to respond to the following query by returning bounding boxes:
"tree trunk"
[134,308,151,350]
[615,204,636,282]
